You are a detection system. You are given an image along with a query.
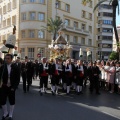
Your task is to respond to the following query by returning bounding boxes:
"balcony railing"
[61,25,90,36]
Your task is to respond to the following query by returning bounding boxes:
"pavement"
[0,79,120,120]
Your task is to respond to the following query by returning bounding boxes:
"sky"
[116,1,120,26]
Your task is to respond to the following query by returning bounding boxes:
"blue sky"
[116,1,120,26]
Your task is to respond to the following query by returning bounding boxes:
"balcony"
[61,25,90,36]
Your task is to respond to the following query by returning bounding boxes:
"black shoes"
[1,114,9,120]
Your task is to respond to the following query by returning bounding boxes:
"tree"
[82,0,120,60]
[109,51,119,60]
[41,18,63,41]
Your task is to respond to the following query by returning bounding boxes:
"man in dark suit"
[21,56,33,93]
[0,58,3,109]
[15,57,21,87]
[0,54,19,120]
[87,61,101,94]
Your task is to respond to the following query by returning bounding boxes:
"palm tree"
[82,0,120,59]
[41,18,63,41]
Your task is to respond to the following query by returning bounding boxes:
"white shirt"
[7,64,11,87]
[65,64,72,72]
[77,65,84,74]
[43,63,48,70]
[55,64,59,70]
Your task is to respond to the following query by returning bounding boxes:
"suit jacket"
[0,63,19,90]
[87,66,100,79]
[21,62,33,76]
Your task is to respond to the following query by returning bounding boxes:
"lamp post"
[79,48,83,60]
[87,50,92,62]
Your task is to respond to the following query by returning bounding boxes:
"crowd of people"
[0,54,120,120]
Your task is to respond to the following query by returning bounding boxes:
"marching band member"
[39,57,50,96]
[64,59,75,95]
[76,60,85,94]
[50,58,60,95]
[0,54,19,120]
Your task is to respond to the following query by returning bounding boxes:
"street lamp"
[87,50,92,61]
[79,48,83,60]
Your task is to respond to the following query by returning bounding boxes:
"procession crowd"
[0,54,120,120]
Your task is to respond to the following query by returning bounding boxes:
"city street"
[0,79,120,120]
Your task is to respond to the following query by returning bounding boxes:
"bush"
[109,51,119,60]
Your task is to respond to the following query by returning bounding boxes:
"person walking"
[0,54,19,120]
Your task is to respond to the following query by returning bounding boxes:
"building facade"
[97,1,113,60]
[0,0,19,58]
[0,0,98,61]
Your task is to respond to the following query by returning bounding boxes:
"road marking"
[101,111,120,120]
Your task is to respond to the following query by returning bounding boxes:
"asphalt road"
[0,79,120,120]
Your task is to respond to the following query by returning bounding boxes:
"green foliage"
[41,18,63,40]
[109,51,119,60]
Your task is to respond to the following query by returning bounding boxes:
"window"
[89,26,92,33]
[30,0,35,2]
[100,4,112,9]
[8,2,11,11]
[38,31,44,38]
[38,48,44,58]
[7,18,11,26]
[102,28,113,33]
[65,34,69,41]
[102,36,113,40]
[65,19,70,26]
[74,21,78,28]
[39,0,45,4]
[12,15,16,24]
[21,13,26,20]
[21,48,25,59]
[38,13,45,21]
[29,30,35,38]
[81,38,85,45]
[30,12,36,20]
[81,24,86,30]
[65,4,70,12]
[73,36,78,43]
[3,6,6,14]
[56,0,61,9]
[89,13,92,20]
[3,20,6,27]
[21,31,25,38]
[28,48,34,60]
[103,20,112,25]
[82,10,86,18]
[103,12,113,17]
[88,39,92,46]
[12,0,16,8]
[89,1,92,7]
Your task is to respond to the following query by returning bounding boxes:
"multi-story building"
[97,1,113,60]
[0,0,98,61]
[0,0,19,58]
[113,25,120,51]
